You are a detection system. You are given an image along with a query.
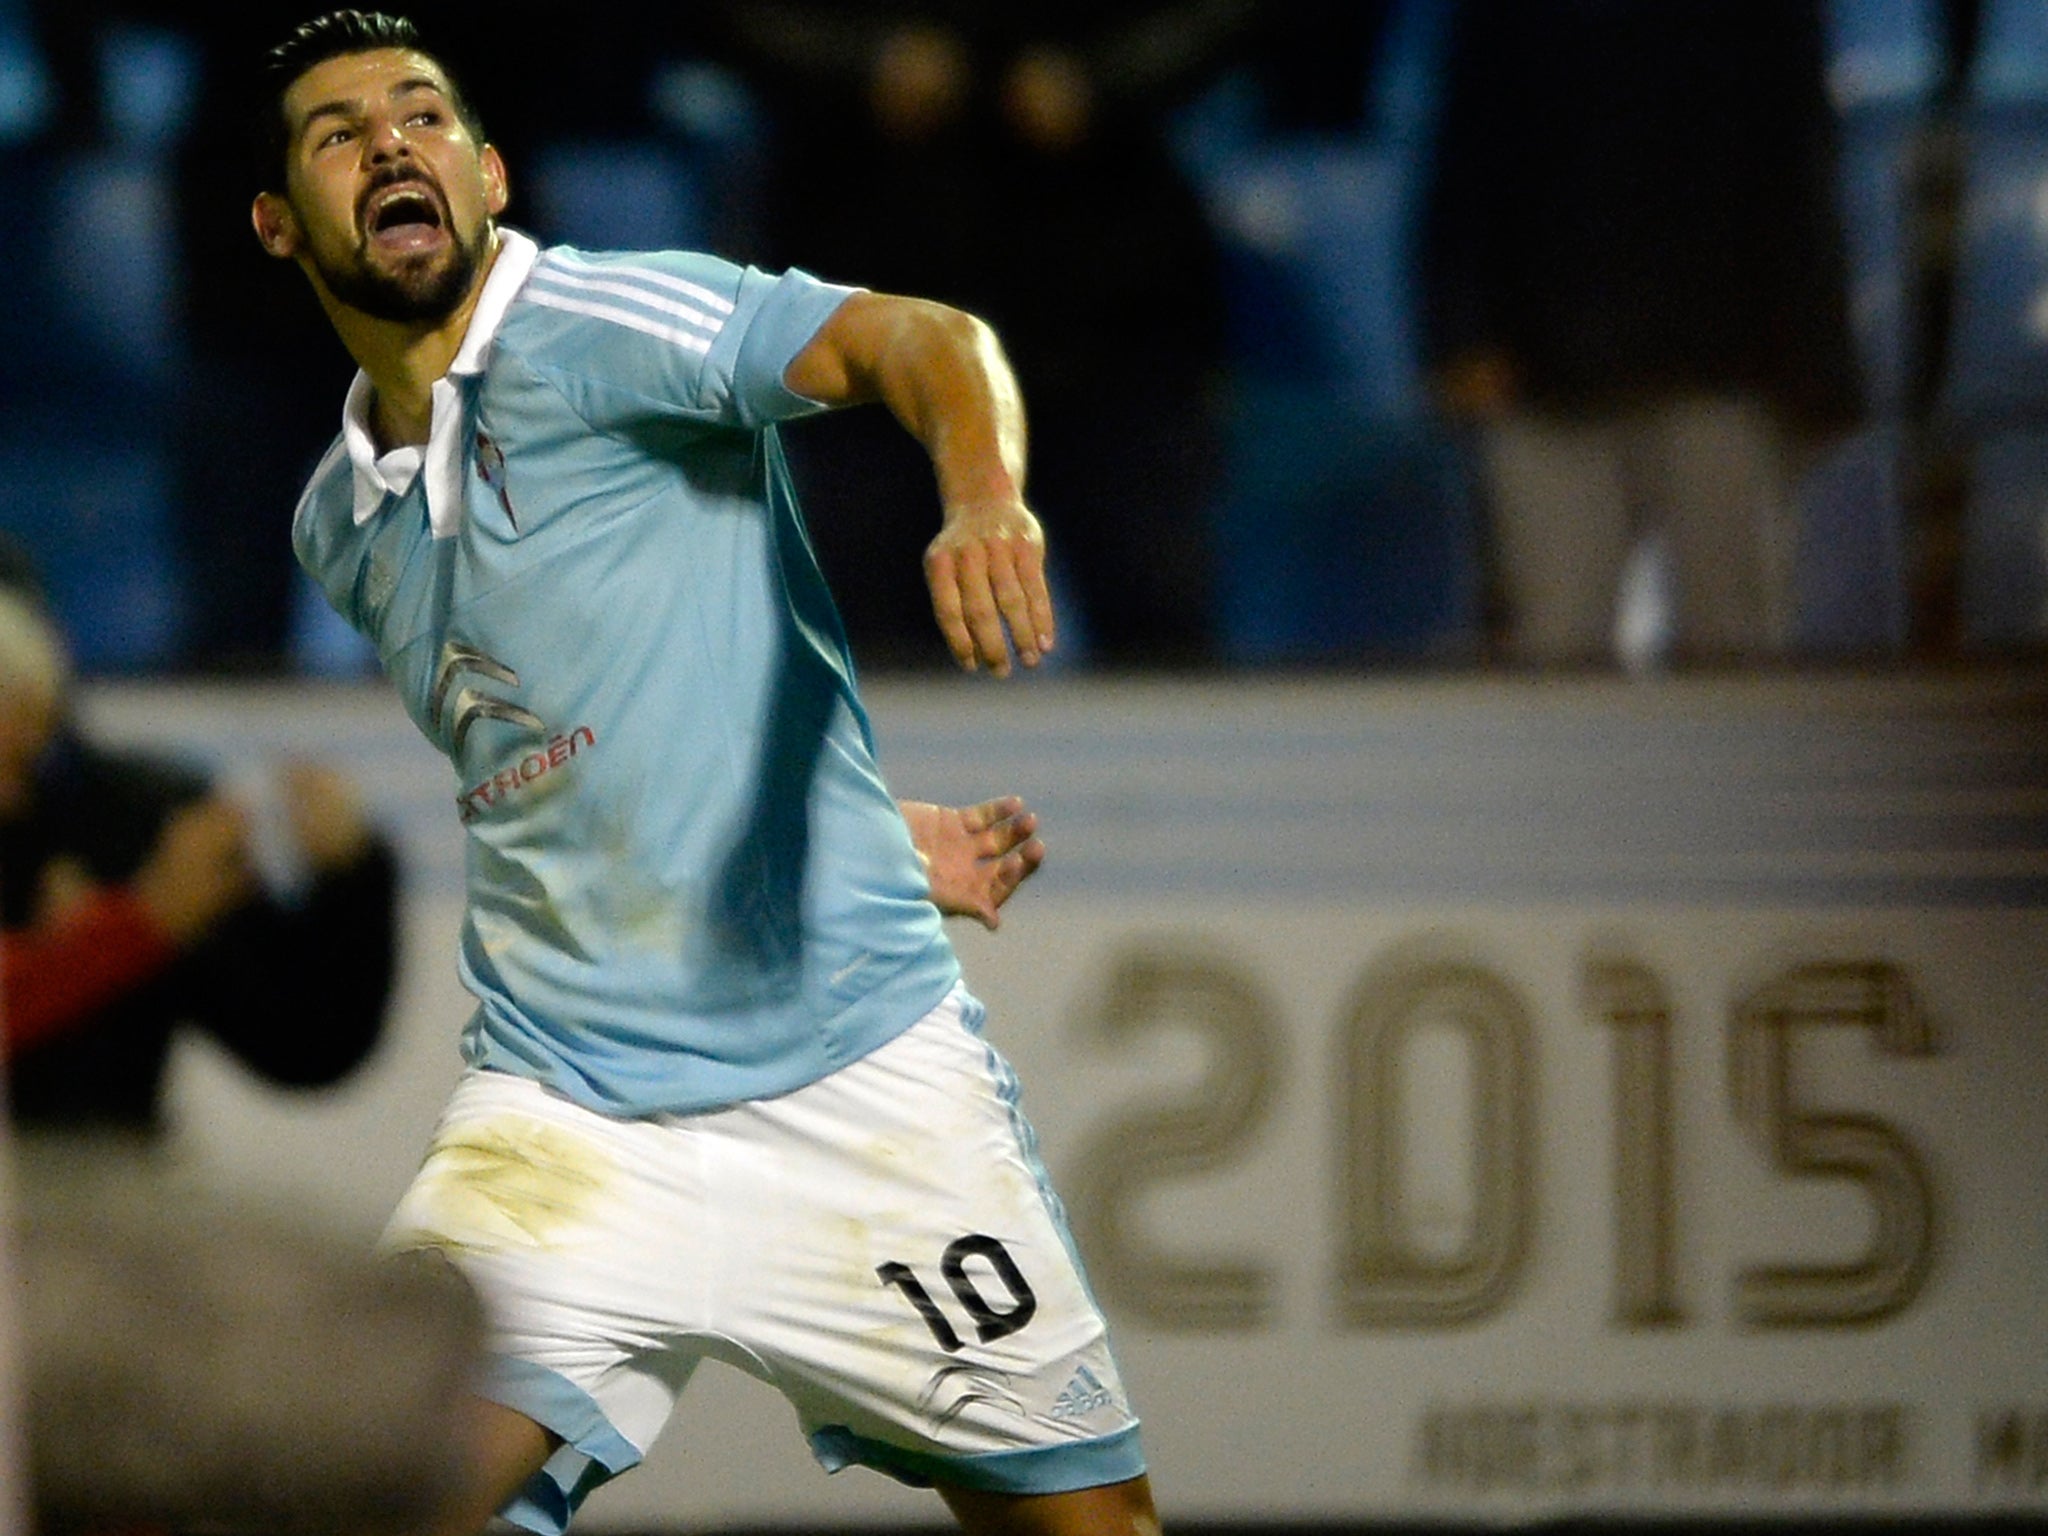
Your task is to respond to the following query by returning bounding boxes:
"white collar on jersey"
[343,226,541,538]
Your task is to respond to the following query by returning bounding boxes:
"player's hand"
[131,796,255,945]
[925,500,1055,677]
[900,796,1045,930]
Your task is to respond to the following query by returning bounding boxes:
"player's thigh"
[421,1395,560,1536]
[379,1068,715,1514]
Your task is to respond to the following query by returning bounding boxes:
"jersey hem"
[467,947,962,1118]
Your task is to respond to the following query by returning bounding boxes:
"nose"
[364,114,414,164]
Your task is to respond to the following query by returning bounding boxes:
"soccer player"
[248,12,1155,1536]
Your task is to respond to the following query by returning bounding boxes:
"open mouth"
[363,181,446,249]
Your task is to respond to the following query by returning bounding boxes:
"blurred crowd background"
[0,0,2045,681]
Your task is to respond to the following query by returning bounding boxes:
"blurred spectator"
[0,530,449,1529]
[702,1,1266,669]
[1420,0,1865,670]
[0,537,400,1131]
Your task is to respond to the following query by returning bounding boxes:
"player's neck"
[329,235,502,451]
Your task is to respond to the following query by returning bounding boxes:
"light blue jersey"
[294,230,961,1117]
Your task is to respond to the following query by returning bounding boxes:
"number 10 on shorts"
[878,1233,1039,1351]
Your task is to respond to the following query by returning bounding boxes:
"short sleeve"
[514,247,860,434]
[726,265,866,427]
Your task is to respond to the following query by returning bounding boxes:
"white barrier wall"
[76,670,2048,1529]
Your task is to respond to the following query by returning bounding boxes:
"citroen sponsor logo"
[431,640,544,750]
[455,724,598,824]
[430,640,599,823]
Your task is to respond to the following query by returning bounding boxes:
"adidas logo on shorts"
[1052,1364,1115,1421]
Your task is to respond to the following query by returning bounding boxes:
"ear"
[481,143,510,218]
[252,192,301,259]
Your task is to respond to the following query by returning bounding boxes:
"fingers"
[986,534,1054,666]
[975,837,1047,931]
[913,796,1044,928]
[982,807,1038,858]
[957,795,1024,835]
[961,798,1039,871]
[926,510,1056,677]
[1001,835,1047,891]
[927,542,1013,676]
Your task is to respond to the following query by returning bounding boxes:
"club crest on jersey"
[474,429,517,529]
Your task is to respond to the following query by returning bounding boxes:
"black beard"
[318,224,485,323]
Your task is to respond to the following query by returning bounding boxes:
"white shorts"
[380,986,1143,1534]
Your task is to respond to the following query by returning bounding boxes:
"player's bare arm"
[783,292,1054,676]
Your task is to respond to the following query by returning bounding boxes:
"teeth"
[370,188,437,230]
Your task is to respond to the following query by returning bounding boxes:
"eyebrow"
[297,75,450,136]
